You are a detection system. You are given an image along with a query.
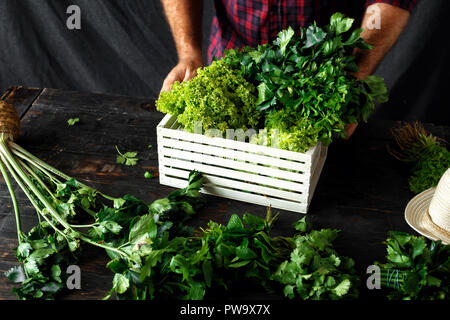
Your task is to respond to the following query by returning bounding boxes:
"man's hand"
[343,3,411,140]
[160,0,203,94]
[160,56,203,93]
[344,123,358,140]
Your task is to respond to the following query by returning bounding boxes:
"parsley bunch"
[375,231,450,300]
[271,218,359,300]
[104,209,294,300]
[225,13,388,152]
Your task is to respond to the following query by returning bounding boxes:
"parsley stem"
[10,142,72,182]
[78,235,130,259]
[0,140,71,230]
[17,159,57,201]
[0,154,23,243]
[0,148,68,243]
[70,223,98,228]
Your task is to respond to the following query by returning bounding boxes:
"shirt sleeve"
[365,0,417,12]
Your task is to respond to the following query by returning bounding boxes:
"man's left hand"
[344,123,358,140]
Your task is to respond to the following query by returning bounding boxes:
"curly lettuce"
[156,59,260,133]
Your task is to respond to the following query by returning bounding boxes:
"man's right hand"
[160,56,203,94]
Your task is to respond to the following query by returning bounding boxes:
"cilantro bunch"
[388,122,450,194]
[375,231,450,300]
[225,12,388,152]
[271,218,359,300]
[156,58,260,133]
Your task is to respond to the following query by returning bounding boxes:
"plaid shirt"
[207,0,417,63]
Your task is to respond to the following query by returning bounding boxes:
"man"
[160,0,416,137]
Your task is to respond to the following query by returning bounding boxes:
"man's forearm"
[354,3,410,80]
[161,0,203,61]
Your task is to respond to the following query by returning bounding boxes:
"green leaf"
[101,220,123,234]
[113,198,126,209]
[304,25,327,49]
[41,282,63,293]
[125,158,138,166]
[5,266,26,283]
[256,83,275,106]
[51,265,62,283]
[228,260,251,268]
[294,217,308,233]
[202,260,213,287]
[16,243,33,260]
[330,13,354,35]
[227,214,244,230]
[123,152,138,158]
[343,28,363,46]
[278,27,295,55]
[67,118,80,126]
[364,75,389,103]
[113,274,130,294]
[333,279,351,296]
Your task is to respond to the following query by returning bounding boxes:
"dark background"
[0,0,448,124]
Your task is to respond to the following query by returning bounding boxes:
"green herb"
[67,118,79,126]
[388,122,450,194]
[105,208,294,300]
[156,58,260,133]
[144,171,154,179]
[147,145,152,149]
[0,132,206,300]
[115,146,139,166]
[224,13,387,152]
[5,222,79,300]
[375,231,449,300]
[271,218,359,300]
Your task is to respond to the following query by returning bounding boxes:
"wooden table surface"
[0,86,449,300]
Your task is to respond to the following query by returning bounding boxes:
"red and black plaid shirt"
[207,0,417,63]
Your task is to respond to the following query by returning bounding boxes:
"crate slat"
[157,126,314,163]
[160,156,308,192]
[160,146,309,183]
[159,137,309,171]
[160,175,308,213]
[162,166,307,202]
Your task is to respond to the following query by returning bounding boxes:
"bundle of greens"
[375,231,449,300]
[227,13,388,152]
[0,102,205,300]
[106,209,295,300]
[271,218,359,300]
[388,122,450,194]
[156,13,388,153]
[104,209,359,301]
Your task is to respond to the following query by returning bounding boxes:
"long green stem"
[17,159,57,201]
[10,144,72,182]
[0,140,71,230]
[70,223,98,228]
[79,235,130,258]
[11,142,120,202]
[0,156,23,243]
[0,150,68,241]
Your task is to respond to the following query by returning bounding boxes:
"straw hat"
[405,168,450,244]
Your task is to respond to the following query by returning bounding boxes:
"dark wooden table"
[0,86,449,300]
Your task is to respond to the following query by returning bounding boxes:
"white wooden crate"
[157,114,327,213]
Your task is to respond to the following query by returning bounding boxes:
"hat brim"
[405,187,450,245]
